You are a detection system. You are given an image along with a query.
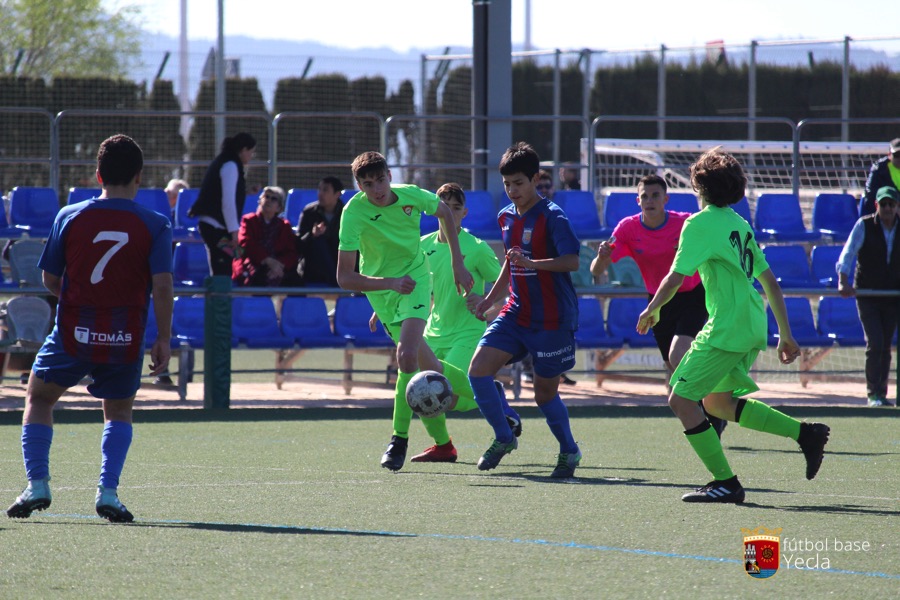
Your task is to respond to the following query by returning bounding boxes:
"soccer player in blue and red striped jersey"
[6,134,174,523]
[468,142,583,478]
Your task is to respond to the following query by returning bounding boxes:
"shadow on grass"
[738,502,899,516]
[31,518,415,537]
[728,445,897,457]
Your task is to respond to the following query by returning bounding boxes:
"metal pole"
[842,36,851,143]
[749,41,757,141]
[215,0,226,149]
[553,49,561,169]
[657,45,666,140]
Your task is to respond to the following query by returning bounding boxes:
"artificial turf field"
[0,407,897,599]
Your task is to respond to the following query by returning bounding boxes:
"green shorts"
[366,259,431,343]
[425,333,479,374]
[670,342,760,401]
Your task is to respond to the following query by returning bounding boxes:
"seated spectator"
[164,178,189,220]
[233,186,301,287]
[296,176,345,287]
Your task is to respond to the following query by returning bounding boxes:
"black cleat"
[797,422,830,480]
[95,486,134,523]
[380,435,408,471]
[681,475,745,503]
[7,479,52,519]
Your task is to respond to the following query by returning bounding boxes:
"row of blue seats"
[0,186,360,242]
[0,186,859,245]
[575,295,867,350]
[763,244,851,289]
[147,295,392,351]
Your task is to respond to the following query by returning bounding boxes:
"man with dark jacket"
[296,176,344,286]
[839,186,900,406]
[859,138,900,216]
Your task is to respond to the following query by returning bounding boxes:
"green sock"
[685,425,735,481]
[419,413,451,446]
[737,398,801,440]
[392,371,416,438]
[440,360,478,412]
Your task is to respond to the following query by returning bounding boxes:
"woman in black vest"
[189,132,256,276]
[837,185,900,407]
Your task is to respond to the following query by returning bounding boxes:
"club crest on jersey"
[522,228,533,244]
[742,527,781,579]
[402,205,413,216]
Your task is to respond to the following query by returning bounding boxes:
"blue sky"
[109,0,900,54]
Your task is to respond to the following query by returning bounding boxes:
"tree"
[0,0,141,78]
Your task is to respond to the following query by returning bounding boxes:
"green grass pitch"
[1,407,897,598]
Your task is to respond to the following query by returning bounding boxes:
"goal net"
[587,138,884,199]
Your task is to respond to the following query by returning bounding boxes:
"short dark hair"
[499,142,540,179]
[97,134,143,187]
[320,176,344,193]
[538,169,553,183]
[689,147,747,207]
[638,174,667,193]
[436,182,466,205]
[351,151,388,181]
[221,132,256,155]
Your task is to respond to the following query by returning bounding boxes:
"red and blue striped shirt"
[497,199,580,330]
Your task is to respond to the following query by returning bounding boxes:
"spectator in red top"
[233,186,301,287]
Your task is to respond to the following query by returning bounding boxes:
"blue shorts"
[479,315,576,378]
[33,331,145,400]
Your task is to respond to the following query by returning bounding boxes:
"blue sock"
[495,383,521,422]
[22,423,53,481]
[99,421,133,489]
[469,374,513,443]
[539,396,578,453]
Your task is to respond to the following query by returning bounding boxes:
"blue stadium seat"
[606,298,657,347]
[667,192,699,214]
[285,188,317,226]
[812,193,857,242]
[280,296,345,348]
[333,295,394,348]
[232,297,292,349]
[174,188,200,240]
[0,203,23,240]
[420,213,439,236]
[603,192,639,232]
[762,245,817,288]
[172,242,209,287]
[817,296,866,346]
[810,245,849,288]
[755,193,822,242]
[243,194,259,217]
[732,197,770,242]
[765,297,833,347]
[461,190,501,240]
[172,296,205,348]
[553,190,608,240]
[574,296,624,348]
[8,186,60,237]
[341,189,358,202]
[134,188,172,218]
[67,187,101,204]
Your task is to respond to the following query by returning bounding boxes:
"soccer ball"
[405,370,453,418]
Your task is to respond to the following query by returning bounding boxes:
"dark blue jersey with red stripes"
[39,198,173,364]
[497,198,580,330]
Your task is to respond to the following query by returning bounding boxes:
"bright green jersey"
[338,184,440,278]
[672,204,770,352]
[421,229,502,348]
